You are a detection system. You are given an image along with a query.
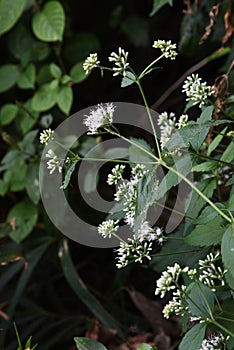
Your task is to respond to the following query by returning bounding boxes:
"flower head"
[182,74,215,107]
[98,219,119,238]
[199,332,228,350]
[45,149,62,174]
[83,53,100,75]
[157,112,176,149]
[153,40,177,60]
[84,103,115,134]
[107,164,125,185]
[108,47,129,76]
[40,128,54,145]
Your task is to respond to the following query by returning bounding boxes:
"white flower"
[199,332,228,350]
[163,285,188,318]
[107,164,125,185]
[176,114,188,129]
[115,237,152,268]
[40,128,54,145]
[98,219,119,238]
[198,252,227,291]
[84,103,115,134]
[157,112,176,149]
[108,47,129,76]
[45,149,62,174]
[182,74,215,107]
[137,221,165,245]
[153,40,177,60]
[83,53,100,75]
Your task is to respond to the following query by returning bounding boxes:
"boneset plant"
[40,40,234,349]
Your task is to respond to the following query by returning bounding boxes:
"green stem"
[138,54,164,80]
[107,128,160,163]
[81,157,157,165]
[211,319,234,338]
[161,160,232,223]
[136,80,162,160]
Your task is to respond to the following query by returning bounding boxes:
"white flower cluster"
[40,128,54,145]
[114,164,148,227]
[98,219,119,238]
[199,332,228,350]
[108,47,129,76]
[83,53,100,75]
[157,112,188,149]
[198,252,227,291]
[152,40,177,60]
[107,164,125,185]
[83,103,115,134]
[138,221,164,245]
[182,74,215,107]
[46,149,62,174]
[155,263,197,319]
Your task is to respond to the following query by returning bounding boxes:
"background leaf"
[150,0,173,16]
[0,0,26,35]
[0,103,18,125]
[178,323,206,350]
[32,1,65,42]
[74,337,107,350]
[57,85,73,115]
[221,224,234,279]
[0,64,19,93]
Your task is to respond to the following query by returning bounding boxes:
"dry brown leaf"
[125,287,180,338]
[222,8,234,46]
[199,5,220,45]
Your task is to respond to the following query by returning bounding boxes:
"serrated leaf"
[187,281,214,318]
[0,103,18,125]
[150,0,173,16]
[74,337,107,350]
[157,155,192,199]
[192,162,218,172]
[221,141,234,163]
[0,64,19,93]
[17,63,36,89]
[49,62,62,78]
[70,61,87,83]
[7,200,38,243]
[186,178,216,221]
[26,162,40,204]
[185,216,225,247]
[194,204,225,225]
[57,85,73,115]
[178,323,206,350]
[207,127,227,155]
[32,1,65,42]
[121,71,136,87]
[197,106,214,124]
[32,83,58,112]
[221,224,234,279]
[0,0,26,35]
[60,161,78,190]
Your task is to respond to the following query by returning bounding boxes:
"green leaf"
[178,322,206,350]
[17,99,39,134]
[57,85,73,115]
[157,155,192,199]
[0,251,24,265]
[0,103,18,125]
[221,141,234,163]
[7,200,38,243]
[121,16,149,47]
[194,204,225,225]
[187,281,214,318]
[60,161,78,190]
[0,0,26,35]
[32,83,58,112]
[192,162,218,172]
[150,0,173,16]
[49,63,62,78]
[221,224,234,279]
[121,71,136,87]
[137,344,157,350]
[17,63,36,89]
[70,61,87,83]
[26,162,40,204]
[184,216,226,247]
[59,240,124,338]
[0,179,8,196]
[32,1,65,42]
[104,147,128,159]
[0,64,19,93]
[185,178,216,221]
[207,127,227,155]
[74,337,107,350]
[197,106,214,124]
[84,168,98,193]
[129,137,154,163]
[18,129,38,153]
[4,159,27,192]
